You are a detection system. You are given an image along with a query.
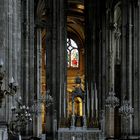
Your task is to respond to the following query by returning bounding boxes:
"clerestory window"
[67,38,79,68]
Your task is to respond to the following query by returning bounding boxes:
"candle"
[0,59,4,67]
[95,83,98,110]
[9,76,14,84]
[86,83,89,117]
[94,83,98,119]
[19,135,21,140]
[72,136,75,140]
[91,83,94,118]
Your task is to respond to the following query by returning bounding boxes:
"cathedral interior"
[0,0,140,140]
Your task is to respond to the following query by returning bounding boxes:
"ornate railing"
[58,128,102,140]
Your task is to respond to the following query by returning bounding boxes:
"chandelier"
[105,91,120,109]
[0,59,18,107]
[119,96,134,138]
[30,90,54,115]
[39,90,54,107]
[119,97,134,119]
[9,97,32,135]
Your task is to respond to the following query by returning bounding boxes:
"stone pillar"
[85,0,97,120]
[71,99,75,129]
[56,0,67,121]
[137,0,140,134]
[106,20,117,138]
[132,0,140,135]
[108,108,115,137]
[0,0,6,121]
[128,1,133,134]
[33,28,42,137]
[45,0,66,139]
[6,0,14,123]
[0,0,22,123]
[12,0,22,108]
[21,0,34,136]
[133,0,140,134]
[45,0,54,139]
[83,99,87,129]
[121,0,127,135]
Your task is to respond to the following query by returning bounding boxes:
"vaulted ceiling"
[67,0,85,44]
[34,0,85,43]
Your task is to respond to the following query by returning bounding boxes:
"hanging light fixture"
[0,59,18,107]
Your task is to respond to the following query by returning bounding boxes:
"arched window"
[67,38,79,68]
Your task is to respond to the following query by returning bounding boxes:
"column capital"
[138,0,140,6]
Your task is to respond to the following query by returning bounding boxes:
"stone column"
[121,0,127,135]
[33,28,42,137]
[56,0,67,121]
[71,99,75,129]
[133,0,140,134]
[12,0,22,109]
[106,21,116,138]
[128,1,133,134]
[21,0,34,136]
[45,0,53,139]
[45,0,66,139]
[0,0,6,121]
[137,0,140,134]
[0,0,22,132]
[6,0,14,123]
[85,0,97,120]
[86,83,90,117]
[83,99,87,129]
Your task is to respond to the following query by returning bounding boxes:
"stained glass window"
[67,38,79,68]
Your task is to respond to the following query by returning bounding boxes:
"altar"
[58,128,103,140]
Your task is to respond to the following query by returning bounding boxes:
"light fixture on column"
[39,89,54,107]
[119,96,134,118]
[0,59,18,107]
[30,89,54,115]
[119,96,134,138]
[105,90,120,109]
[9,97,32,135]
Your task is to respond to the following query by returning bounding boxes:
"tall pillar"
[133,0,140,134]
[137,0,140,134]
[121,0,127,135]
[85,0,97,120]
[106,22,117,138]
[0,0,7,122]
[21,0,34,136]
[45,0,66,139]
[33,28,42,137]
[0,0,22,122]
[45,0,53,139]
[128,1,133,134]
[56,0,67,121]
[0,1,22,139]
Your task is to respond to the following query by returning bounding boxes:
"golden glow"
[77,4,84,10]
[41,30,46,133]
[41,104,45,123]
[74,97,83,116]
[77,97,82,116]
